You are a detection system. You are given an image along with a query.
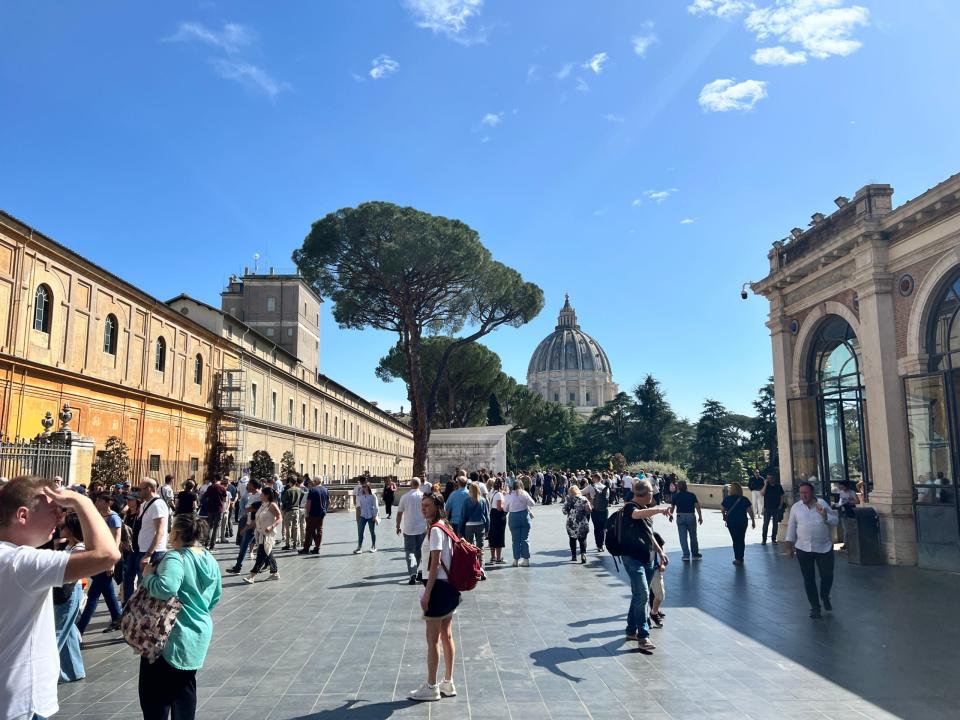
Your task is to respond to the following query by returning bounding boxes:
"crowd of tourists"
[0,460,848,717]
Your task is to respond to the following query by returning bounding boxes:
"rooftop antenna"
[252,253,261,274]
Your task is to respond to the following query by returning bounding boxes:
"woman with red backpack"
[408,492,461,703]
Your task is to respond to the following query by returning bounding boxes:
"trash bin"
[845,506,883,565]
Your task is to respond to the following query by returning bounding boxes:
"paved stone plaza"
[59,504,960,720]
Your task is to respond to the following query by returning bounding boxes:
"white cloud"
[582,52,609,74]
[644,189,678,203]
[680,218,696,224]
[481,112,503,127]
[369,55,399,79]
[592,208,607,216]
[602,113,625,123]
[698,78,767,112]
[575,77,590,93]
[527,64,540,82]
[480,135,491,143]
[164,21,254,53]
[404,0,484,43]
[556,63,574,80]
[752,45,807,65]
[632,189,678,206]
[632,22,658,57]
[746,0,869,59]
[211,59,290,99]
[687,0,753,18]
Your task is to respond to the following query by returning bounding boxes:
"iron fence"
[0,438,71,482]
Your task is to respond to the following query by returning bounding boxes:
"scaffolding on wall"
[216,368,245,473]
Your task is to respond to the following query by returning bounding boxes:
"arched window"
[155,337,166,373]
[33,285,51,333]
[194,354,203,385]
[103,314,118,355]
[927,269,960,371]
[805,316,868,495]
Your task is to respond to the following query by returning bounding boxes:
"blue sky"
[3,1,960,421]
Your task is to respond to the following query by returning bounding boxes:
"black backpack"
[605,502,651,564]
[593,484,609,513]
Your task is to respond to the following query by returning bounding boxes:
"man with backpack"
[605,479,670,651]
[585,473,610,551]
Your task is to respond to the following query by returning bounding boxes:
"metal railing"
[0,437,71,482]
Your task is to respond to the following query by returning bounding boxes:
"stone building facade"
[527,295,618,416]
[0,210,413,486]
[753,172,960,570]
[169,292,413,482]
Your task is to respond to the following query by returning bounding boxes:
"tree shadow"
[290,699,415,719]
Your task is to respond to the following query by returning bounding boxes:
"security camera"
[740,282,752,300]
[741,289,748,300]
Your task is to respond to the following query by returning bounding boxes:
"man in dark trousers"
[760,473,786,544]
[542,471,554,505]
[299,477,329,555]
[204,475,228,550]
[785,482,839,619]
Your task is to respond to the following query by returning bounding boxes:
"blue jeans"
[232,528,256,571]
[77,570,123,633]
[357,517,377,548]
[404,532,425,577]
[622,555,653,639]
[676,513,700,558]
[54,583,85,682]
[124,550,166,603]
[508,511,530,560]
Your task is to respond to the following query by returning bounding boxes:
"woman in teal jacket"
[139,512,222,720]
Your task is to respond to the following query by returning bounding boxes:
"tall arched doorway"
[788,315,870,499]
[905,268,960,569]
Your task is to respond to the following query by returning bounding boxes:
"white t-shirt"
[0,542,70,720]
[138,498,170,553]
[398,489,427,536]
[476,482,489,498]
[489,490,505,510]
[418,525,453,581]
[623,476,635,491]
[503,491,535,513]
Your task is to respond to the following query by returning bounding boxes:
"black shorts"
[421,579,461,620]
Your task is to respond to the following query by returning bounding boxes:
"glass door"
[904,372,960,571]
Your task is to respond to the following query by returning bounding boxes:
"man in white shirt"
[785,481,839,619]
[136,479,169,576]
[0,476,120,720]
[395,478,428,585]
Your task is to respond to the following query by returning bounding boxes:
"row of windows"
[552,391,592,403]
[34,285,204,385]
[248,382,404,451]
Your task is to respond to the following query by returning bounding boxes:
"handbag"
[120,569,182,663]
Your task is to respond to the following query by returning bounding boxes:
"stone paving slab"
[60,503,960,719]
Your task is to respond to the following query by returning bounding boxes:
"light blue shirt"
[445,488,469,524]
[358,492,379,520]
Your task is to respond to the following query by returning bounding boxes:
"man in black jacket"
[761,474,786,544]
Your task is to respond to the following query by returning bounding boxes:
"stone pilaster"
[767,299,795,503]
[854,253,917,565]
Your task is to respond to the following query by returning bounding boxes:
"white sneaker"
[519,558,530,567]
[512,560,519,567]
[438,679,456,697]
[408,682,440,702]
[353,548,362,554]
[268,573,279,581]
[370,547,377,553]
[242,576,255,585]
